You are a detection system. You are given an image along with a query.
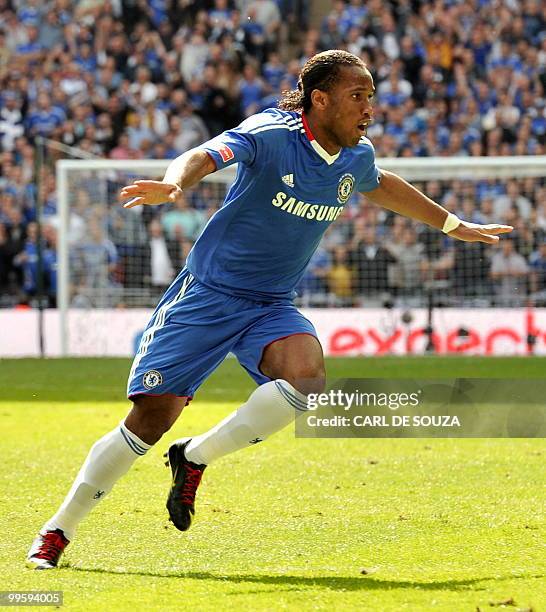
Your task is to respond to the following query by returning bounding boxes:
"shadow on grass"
[67,566,543,592]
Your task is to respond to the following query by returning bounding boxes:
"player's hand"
[448,221,513,244]
[119,180,182,208]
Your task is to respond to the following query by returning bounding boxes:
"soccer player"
[27,50,512,569]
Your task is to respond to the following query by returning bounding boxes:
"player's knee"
[126,395,186,444]
[281,363,326,395]
[125,414,172,445]
[147,413,177,440]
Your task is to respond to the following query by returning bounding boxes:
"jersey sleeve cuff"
[201,143,235,169]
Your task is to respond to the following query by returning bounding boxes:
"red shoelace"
[180,466,204,505]
[35,532,68,561]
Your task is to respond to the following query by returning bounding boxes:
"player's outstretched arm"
[365,170,513,244]
[119,149,216,208]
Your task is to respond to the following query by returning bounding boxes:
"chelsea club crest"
[143,369,163,389]
[337,173,355,204]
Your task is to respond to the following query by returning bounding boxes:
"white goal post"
[56,156,546,357]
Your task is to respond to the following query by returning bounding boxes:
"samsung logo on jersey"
[271,192,344,222]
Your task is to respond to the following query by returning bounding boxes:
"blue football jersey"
[186,107,381,301]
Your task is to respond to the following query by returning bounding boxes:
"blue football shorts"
[127,268,318,399]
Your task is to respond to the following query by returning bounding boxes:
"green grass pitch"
[1,357,545,611]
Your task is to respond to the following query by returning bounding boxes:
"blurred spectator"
[147,218,176,293]
[320,14,344,51]
[399,36,423,88]
[109,133,143,160]
[65,189,92,245]
[109,206,148,288]
[0,93,24,151]
[392,227,426,300]
[529,241,546,304]
[327,245,354,303]
[161,193,205,242]
[16,24,44,63]
[297,246,331,303]
[42,224,58,307]
[180,33,209,83]
[384,215,406,274]
[239,63,266,117]
[38,10,64,48]
[490,238,529,306]
[479,197,497,225]
[458,199,485,225]
[244,0,281,48]
[126,112,155,151]
[73,219,119,291]
[170,103,210,154]
[348,223,396,303]
[512,218,538,259]
[450,241,491,301]
[493,180,532,221]
[199,66,242,135]
[262,51,286,90]
[0,222,19,299]
[209,0,231,31]
[25,92,64,138]
[534,190,546,231]
[13,221,40,301]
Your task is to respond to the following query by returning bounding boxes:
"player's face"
[325,65,375,148]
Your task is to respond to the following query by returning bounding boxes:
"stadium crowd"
[0,0,545,308]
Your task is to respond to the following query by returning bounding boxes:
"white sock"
[42,421,151,541]
[182,379,307,465]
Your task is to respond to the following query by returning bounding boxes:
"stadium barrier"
[2,307,545,357]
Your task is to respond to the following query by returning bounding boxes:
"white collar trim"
[302,113,341,165]
[309,139,341,165]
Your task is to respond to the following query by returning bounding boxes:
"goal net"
[56,156,546,356]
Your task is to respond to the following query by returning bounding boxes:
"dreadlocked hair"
[278,50,366,113]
